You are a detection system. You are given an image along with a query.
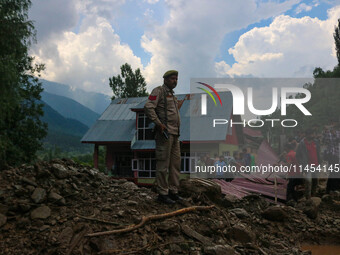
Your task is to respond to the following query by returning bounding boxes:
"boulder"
[230,208,250,219]
[262,206,287,222]
[51,164,69,179]
[310,197,322,207]
[31,188,46,203]
[30,206,51,219]
[180,179,221,201]
[121,181,139,190]
[229,224,254,243]
[48,192,66,205]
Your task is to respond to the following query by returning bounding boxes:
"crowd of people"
[196,148,256,180]
[283,121,340,202]
[195,121,340,203]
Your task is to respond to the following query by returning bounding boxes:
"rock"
[0,204,8,215]
[127,200,138,206]
[48,192,66,205]
[230,208,250,219]
[180,179,221,201]
[20,177,37,187]
[322,194,333,203]
[51,164,69,179]
[221,194,238,207]
[58,227,73,245]
[204,245,236,255]
[303,205,318,219]
[17,217,31,229]
[181,224,212,245]
[169,243,182,253]
[310,197,321,207]
[157,220,180,233]
[26,185,35,192]
[0,213,7,227]
[229,224,254,243]
[30,206,51,219]
[296,200,319,219]
[31,188,47,203]
[18,200,31,212]
[120,181,139,190]
[262,206,287,222]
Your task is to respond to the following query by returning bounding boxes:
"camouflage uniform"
[144,84,181,195]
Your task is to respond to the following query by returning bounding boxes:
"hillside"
[41,101,88,137]
[0,159,339,254]
[41,79,111,115]
[41,92,100,128]
[40,101,92,154]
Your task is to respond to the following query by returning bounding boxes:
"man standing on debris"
[296,128,321,199]
[144,70,182,204]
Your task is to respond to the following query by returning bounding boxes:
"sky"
[28,0,340,96]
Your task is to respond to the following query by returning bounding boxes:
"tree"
[109,63,148,100]
[334,18,340,66]
[0,0,47,169]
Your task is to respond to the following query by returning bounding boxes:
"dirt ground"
[0,159,339,255]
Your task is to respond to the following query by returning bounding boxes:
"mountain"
[41,101,88,136]
[40,101,92,153]
[41,79,111,114]
[41,91,100,128]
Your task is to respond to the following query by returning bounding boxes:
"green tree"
[109,63,148,100]
[0,0,47,169]
[334,18,340,66]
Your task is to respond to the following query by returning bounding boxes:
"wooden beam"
[93,144,99,169]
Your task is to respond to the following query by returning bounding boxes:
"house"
[81,91,244,185]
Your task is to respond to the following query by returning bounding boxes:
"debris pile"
[0,159,339,254]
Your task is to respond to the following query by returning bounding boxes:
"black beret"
[163,70,178,78]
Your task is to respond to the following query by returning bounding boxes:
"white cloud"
[215,61,231,76]
[32,17,143,95]
[30,0,307,96]
[144,0,159,4]
[141,0,301,93]
[295,3,313,14]
[226,6,340,78]
[76,0,126,21]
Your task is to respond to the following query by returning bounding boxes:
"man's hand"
[158,123,166,133]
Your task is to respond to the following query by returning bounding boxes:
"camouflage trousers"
[155,132,181,195]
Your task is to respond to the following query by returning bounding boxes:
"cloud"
[141,0,301,93]
[29,0,79,42]
[77,0,126,21]
[29,0,305,96]
[225,6,340,78]
[295,3,313,14]
[144,0,160,4]
[32,16,143,95]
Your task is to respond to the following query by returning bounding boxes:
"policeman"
[144,70,182,204]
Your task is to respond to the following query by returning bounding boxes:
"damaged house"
[81,92,244,185]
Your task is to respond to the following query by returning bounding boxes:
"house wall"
[218,144,239,157]
[189,143,219,157]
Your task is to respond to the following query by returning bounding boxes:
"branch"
[85,205,215,238]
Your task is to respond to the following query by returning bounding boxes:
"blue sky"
[29,0,340,95]
[112,0,336,66]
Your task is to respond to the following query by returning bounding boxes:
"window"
[137,113,154,140]
[132,152,156,178]
[223,151,230,157]
[181,152,207,173]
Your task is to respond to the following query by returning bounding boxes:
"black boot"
[169,192,183,201]
[157,194,175,204]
